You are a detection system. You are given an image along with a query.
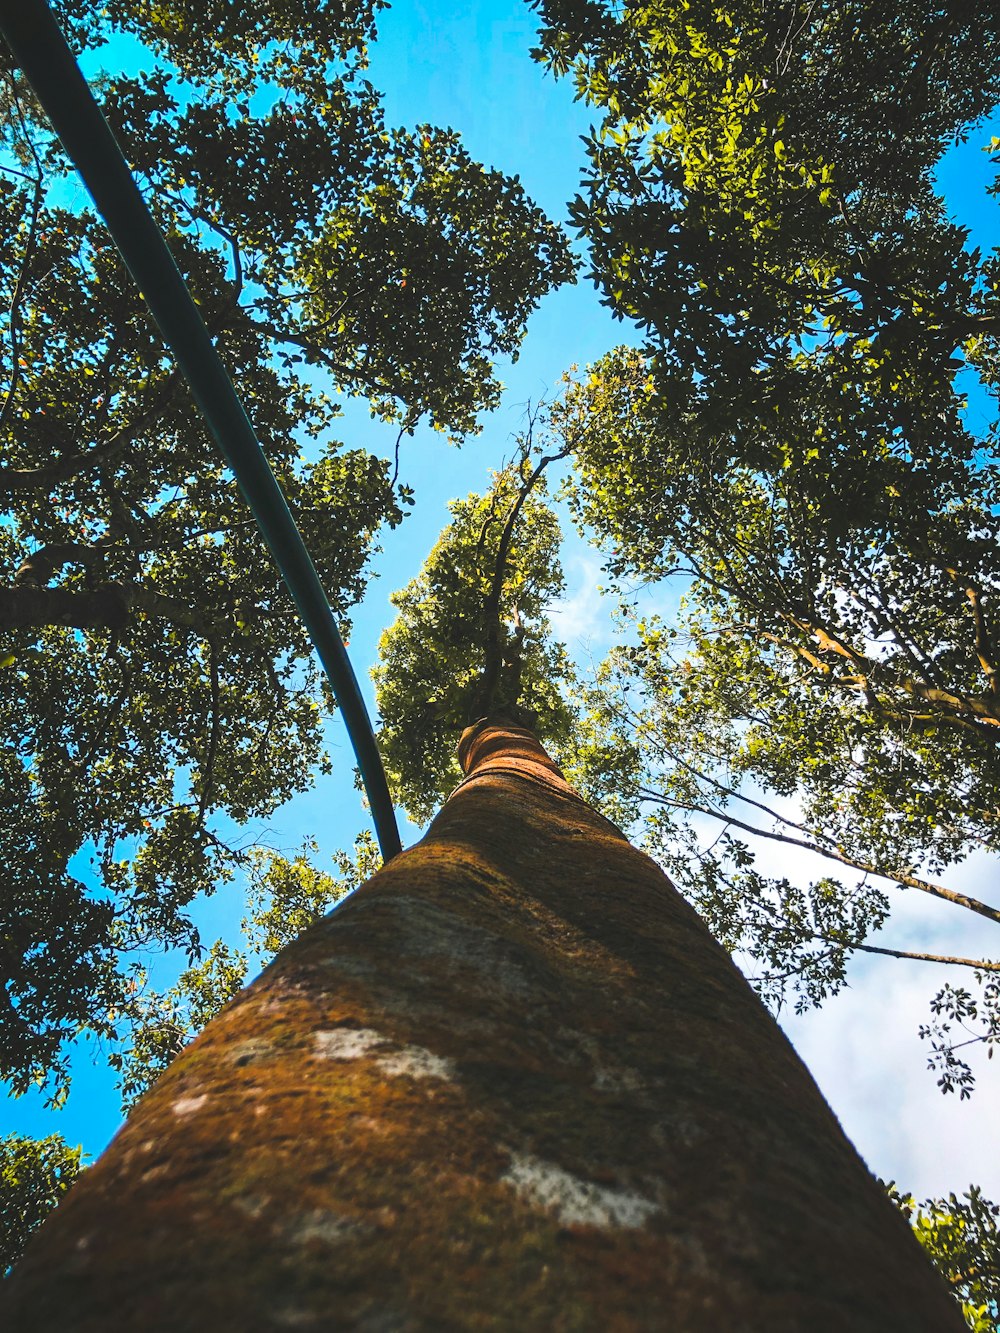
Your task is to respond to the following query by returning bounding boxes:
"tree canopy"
[374,458,575,822]
[528,0,1000,1096]
[888,1183,1000,1333]
[0,1131,82,1275]
[0,0,573,1096]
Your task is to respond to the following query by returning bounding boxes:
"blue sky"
[4,0,1000,1208]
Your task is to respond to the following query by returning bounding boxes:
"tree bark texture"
[2,720,962,1331]
[0,584,129,630]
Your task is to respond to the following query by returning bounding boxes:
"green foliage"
[533,2,1000,1080]
[536,0,1000,789]
[888,1183,1000,1331]
[63,0,385,87]
[373,465,575,822]
[109,940,248,1113]
[533,0,999,406]
[0,741,118,1089]
[565,624,887,1011]
[0,0,572,1094]
[243,831,379,957]
[920,974,1000,1101]
[0,1132,83,1276]
[110,834,374,1111]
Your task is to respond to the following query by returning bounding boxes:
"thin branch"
[713,862,1000,977]
[196,644,221,827]
[847,942,1000,972]
[0,374,180,495]
[945,568,1000,696]
[474,426,571,717]
[642,787,1000,927]
[846,572,943,691]
[69,650,133,777]
[0,73,45,439]
[390,423,405,490]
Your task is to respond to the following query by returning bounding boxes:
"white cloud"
[711,788,1000,1201]
[548,548,611,653]
[781,958,1000,1201]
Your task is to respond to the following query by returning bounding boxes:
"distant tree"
[888,1183,1000,1332]
[0,1132,82,1276]
[0,0,573,1097]
[374,457,576,821]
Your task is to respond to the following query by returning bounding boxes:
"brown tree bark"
[0,584,129,631]
[1,719,962,1331]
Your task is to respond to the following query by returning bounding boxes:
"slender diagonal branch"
[639,777,1000,926]
[847,942,1000,972]
[196,643,221,826]
[0,78,44,440]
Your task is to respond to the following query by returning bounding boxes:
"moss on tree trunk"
[1,720,963,1330]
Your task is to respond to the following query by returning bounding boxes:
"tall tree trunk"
[2,720,961,1330]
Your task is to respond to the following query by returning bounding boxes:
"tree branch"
[0,375,180,496]
[196,644,221,826]
[471,429,571,720]
[14,542,106,586]
[847,941,1000,972]
[0,584,129,630]
[0,71,44,441]
[639,785,1000,927]
[0,581,212,633]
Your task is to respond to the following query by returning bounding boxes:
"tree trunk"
[2,719,962,1330]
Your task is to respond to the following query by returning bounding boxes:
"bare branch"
[646,785,1000,927]
[847,942,1000,972]
[472,417,571,718]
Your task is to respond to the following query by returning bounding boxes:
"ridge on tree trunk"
[1,719,962,1331]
